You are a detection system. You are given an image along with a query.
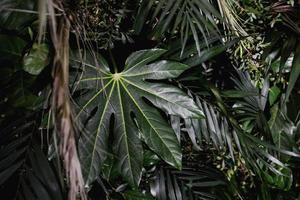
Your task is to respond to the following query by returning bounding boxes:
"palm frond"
[217,0,248,38]
[164,35,238,68]
[230,70,269,133]
[134,0,222,56]
[150,161,236,200]
[0,115,64,200]
[175,67,299,192]
[220,69,299,190]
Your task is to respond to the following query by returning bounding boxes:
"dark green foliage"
[134,0,222,56]
[1,0,300,199]
[149,162,234,200]
[71,49,203,187]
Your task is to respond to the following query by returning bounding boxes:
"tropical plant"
[1,0,300,200]
[71,49,203,187]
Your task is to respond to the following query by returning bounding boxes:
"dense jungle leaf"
[1,0,300,199]
[149,163,234,200]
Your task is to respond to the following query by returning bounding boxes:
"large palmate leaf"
[71,49,204,187]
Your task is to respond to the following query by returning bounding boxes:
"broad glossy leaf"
[72,49,203,187]
[23,43,49,75]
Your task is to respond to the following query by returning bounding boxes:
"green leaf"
[133,0,155,34]
[285,43,300,102]
[72,49,203,187]
[280,36,296,69]
[263,166,293,190]
[268,85,281,106]
[23,43,49,75]
[143,150,160,167]
[124,49,167,70]
[222,90,258,98]
[0,34,26,59]
[133,0,221,55]
[101,155,118,181]
[150,163,232,200]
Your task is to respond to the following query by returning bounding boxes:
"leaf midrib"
[122,78,200,117]
[76,79,114,118]
[125,50,166,72]
[119,79,179,167]
[86,80,116,180]
[76,77,111,82]
[123,69,185,77]
[116,80,135,184]
[71,58,110,75]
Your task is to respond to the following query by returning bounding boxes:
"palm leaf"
[176,67,299,191]
[16,144,64,200]
[218,70,299,190]
[149,161,235,200]
[216,0,248,37]
[134,0,222,56]
[0,116,64,200]
[164,35,238,69]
